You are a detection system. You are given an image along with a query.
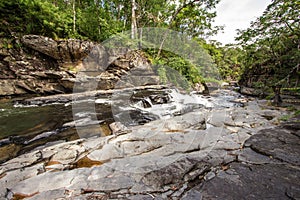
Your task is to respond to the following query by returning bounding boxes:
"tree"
[131,0,138,39]
[156,0,221,57]
[72,0,76,34]
[236,0,300,89]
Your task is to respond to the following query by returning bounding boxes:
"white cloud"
[210,0,272,45]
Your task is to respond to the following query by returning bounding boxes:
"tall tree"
[72,0,76,34]
[236,0,300,89]
[131,0,138,39]
[156,0,221,57]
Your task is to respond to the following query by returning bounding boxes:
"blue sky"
[210,0,272,45]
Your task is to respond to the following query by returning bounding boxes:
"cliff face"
[0,35,159,96]
[0,36,65,96]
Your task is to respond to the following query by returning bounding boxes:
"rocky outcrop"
[0,35,159,96]
[0,36,71,96]
[21,35,94,63]
[71,49,160,92]
[190,118,300,199]
[1,95,298,199]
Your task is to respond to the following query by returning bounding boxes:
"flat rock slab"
[183,121,300,200]
[185,163,300,200]
[245,127,300,166]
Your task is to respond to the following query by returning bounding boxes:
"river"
[0,88,242,163]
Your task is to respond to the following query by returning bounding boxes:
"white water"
[129,89,219,120]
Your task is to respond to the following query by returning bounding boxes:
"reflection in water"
[0,97,115,163]
[0,101,75,163]
[0,103,71,139]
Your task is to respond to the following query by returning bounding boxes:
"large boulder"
[73,50,160,92]
[21,35,95,63]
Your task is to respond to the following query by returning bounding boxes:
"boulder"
[194,82,209,94]
[240,86,264,97]
[220,82,229,88]
[244,127,300,166]
[21,35,94,63]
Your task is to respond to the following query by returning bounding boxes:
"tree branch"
[156,0,200,58]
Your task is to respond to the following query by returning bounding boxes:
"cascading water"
[0,88,243,163]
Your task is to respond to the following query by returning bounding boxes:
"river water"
[0,88,242,163]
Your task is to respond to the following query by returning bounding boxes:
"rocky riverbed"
[0,89,299,199]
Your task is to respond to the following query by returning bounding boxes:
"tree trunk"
[272,85,282,106]
[138,28,142,49]
[156,0,200,58]
[156,31,169,58]
[131,0,138,39]
[72,0,76,34]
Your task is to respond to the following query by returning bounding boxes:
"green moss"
[265,94,273,100]
[286,106,297,112]
[279,115,291,121]
[293,110,300,116]
[66,65,78,72]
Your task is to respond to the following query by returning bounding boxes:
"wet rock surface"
[0,92,299,199]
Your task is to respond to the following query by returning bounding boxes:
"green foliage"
[236,0,300,89]
[157,66,168,84]
[279,109,300,122]
[199,40,245,81]
[146,49,203,86]
[0,0,72,38]
[294,110,300,116]
[0,38,12,49]
[0,0,226,88]
[279,115,291,121]
[282,87,300,93]
[0,0,222,43]
[166,0,222,37]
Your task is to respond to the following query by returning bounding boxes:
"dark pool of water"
[0,101,72,140]
[0,89,172,163]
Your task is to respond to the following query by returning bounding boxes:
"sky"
[210,0,272,45]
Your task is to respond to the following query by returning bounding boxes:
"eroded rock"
[21,35,94,63]
[0,97,299,199]
[193,163,300,200]
[1,35,159,96]
[244,127,300,165]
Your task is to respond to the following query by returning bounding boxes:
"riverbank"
[0,89,299,199]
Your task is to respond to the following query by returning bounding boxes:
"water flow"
[129,88,215,120]
[0,88,242,163]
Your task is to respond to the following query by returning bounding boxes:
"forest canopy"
[0,0,221,41]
